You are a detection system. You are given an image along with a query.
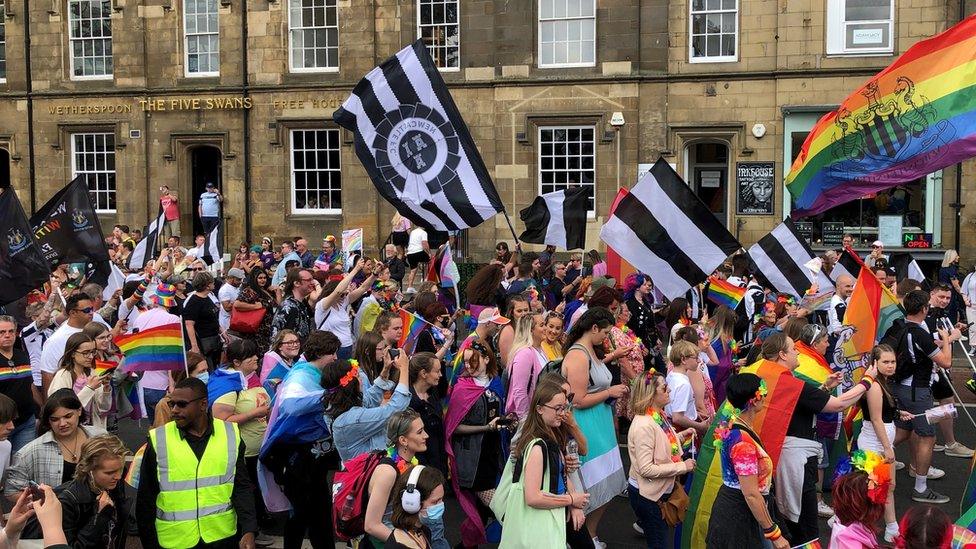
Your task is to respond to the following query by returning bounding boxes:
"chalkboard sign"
[794,221,814,246]
[736,162,775,215]
[822,222,845,248]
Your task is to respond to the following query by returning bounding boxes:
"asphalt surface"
[115,359,976,548]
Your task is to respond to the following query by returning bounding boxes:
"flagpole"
[500,211,521,248]
[938,366,976,430]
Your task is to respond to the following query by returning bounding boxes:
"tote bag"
[491,438,566,549]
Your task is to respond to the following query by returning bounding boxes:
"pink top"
[505,346,546,418]
[592,261,608,278]
[160,194,180,221]
[829,520,878,548]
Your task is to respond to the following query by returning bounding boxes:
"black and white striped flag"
[519,186,588,250]
[203,219,224,267]
[888,252,925,282]
[334,40,504,232]
[127,205,165,271]
[830,247,863,282]
[747,219,829,298]
[599,158,741,300]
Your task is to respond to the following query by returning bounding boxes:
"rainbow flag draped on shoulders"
[706,276,746,309]
[793,341,833,386]
[114,323,186,372]
[838,266,904,360]
[682,359,805,548]
[786,14,976,217]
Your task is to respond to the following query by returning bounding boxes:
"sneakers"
[945,441,976,458]
[254,533,275,547]
[934,443,946,452]
[967,378,976,395]
[592,538,607,549]
[633,522,644,536]
[895,460,905,471]
[912,488,950,504]
[909,465,946,479]
[817,500,835,518]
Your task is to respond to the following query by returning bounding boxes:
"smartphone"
[28,481,44,503]
[388,349,401,360]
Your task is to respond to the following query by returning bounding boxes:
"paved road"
[116,360,976,548]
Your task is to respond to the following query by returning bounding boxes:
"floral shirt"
[718,426,772,495]
[271,296,313,340]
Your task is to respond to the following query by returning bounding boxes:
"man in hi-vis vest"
[136,377,257,549]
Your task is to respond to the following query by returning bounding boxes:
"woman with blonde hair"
[505,313,547,418]
[55,434,130,549]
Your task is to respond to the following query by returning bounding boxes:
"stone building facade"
[0,0,969,261]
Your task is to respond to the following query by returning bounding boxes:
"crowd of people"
[0,224,972,549]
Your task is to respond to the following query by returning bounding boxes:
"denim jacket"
[327,382,412,464]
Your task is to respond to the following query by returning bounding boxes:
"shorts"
[391,231,409,247]
[406,250,429,269]
[931,375,953,400]
[894,384,936,436]
[858,421,896,453]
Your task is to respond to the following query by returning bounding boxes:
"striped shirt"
[20,322,53,387]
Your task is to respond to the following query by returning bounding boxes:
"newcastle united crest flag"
[30,175,110,266]
[0,189,51,306]
[334,39,505,232]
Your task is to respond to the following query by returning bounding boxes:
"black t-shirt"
[0,348,36,424]
[182,294,221,338]
[786,382,831,440]
[899,322,940,387]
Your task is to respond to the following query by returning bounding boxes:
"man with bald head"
[828,274,854,340]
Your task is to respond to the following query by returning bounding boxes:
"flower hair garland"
[746,379,768,411]
[339,359,360,388]
[834,449,891,505]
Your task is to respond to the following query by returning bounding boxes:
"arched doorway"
[189,145,222,237]
[0,149,10,189]
[686,142,729,226]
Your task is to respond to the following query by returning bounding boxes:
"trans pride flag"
[787,14,976,217]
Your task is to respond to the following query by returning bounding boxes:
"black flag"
[519,187,588,250]
[30,176,109,266]
[0,189,52,305]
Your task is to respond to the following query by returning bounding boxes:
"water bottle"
[566,438,579,462]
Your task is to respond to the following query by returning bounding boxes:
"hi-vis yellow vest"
[149,418,240,549]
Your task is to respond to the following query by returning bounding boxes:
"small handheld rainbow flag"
[397,309,428,354]
[790,541,822,549]
[114,323,186,372]
[94,360,118,376]
[125,443,147,489]
[706,276,746,309]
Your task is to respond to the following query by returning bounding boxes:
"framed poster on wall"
[736,162,775,215]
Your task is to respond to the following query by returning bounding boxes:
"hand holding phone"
[28,481,44,504]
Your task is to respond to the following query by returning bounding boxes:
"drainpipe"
[953,0,967,251]
[241,0,252,242]
[24,0,36,212]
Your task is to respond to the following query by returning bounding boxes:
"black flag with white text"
[0,189,51,305]
[519,187,588,250]
[30,176,109,267]
[334,40,505,232]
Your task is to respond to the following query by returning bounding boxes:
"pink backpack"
[331,451,384,541]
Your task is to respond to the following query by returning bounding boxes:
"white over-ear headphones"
[400,465,425,514]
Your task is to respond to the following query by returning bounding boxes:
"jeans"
[8,419,35,454]
[628,484,669,549]
[420,513,450,549]
[143,388,167,423]
[337,345,353,360]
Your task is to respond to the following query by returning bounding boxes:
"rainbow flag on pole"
[838,266,904,360]
[682,360,805,548]
[397,309,428,354]
[786,14,976,217]
[706,276,746,309]
[114,323,186,372]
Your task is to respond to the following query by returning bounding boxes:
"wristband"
[763,525,782,540]
[761,524,777,534]
[862,374,876,385]
[858,379,871,392]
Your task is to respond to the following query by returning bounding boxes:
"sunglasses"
[170,396,204,409]
[73,307,94,314]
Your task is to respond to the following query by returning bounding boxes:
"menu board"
[822,222,845,248]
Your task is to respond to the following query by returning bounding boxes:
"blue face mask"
[422,502,445,522]
[194,372,210,384]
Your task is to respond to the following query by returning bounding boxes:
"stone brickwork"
[0,0,969,262]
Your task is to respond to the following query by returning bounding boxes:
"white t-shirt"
[39,323,84,375]
[199,191,221,217]
[406,228,428,255]
[217,283,241,330]
[316,297,353,347]
[665,371,697,421]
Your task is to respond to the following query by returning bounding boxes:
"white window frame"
[537,0,596,69]
[289,128,342,215]
[287,0,339,74]
[416,0,460,72]
[688,0,738,64]
[67,0,113,80]
[183,0,220,77]
[0,2,7,84]
[826,0,894,55]
[71,133,116,213]
[538,125,596,219]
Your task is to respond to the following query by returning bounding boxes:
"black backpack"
[880,322,915,383]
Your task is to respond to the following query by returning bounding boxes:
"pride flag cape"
[397,308,428,354]
[793,341,833,385]
[786,14,976,217]
[955,503,976,543]
[838,266,904,360]
[706,276,746,309]
[114,323,186,372]
[682,359,805,548]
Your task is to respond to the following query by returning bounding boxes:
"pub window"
[72,133,116,212]
[539,126,595,217]
[290,128,341,213]
[68,0,113,79]
[538,0,596,68]
[826,0,894,55]
[184,0,219,76]
[689,0,737,63]
[418,0,459,70]
[288,0,339,72]
[0,2,6,82]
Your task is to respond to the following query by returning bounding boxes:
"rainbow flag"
[793,341,833,386]
[791,541,822,549]
[125,443,147,489]
[397,309,427,354]
[682,359,805,548]
[114,323,186,372]
[94,360,118,376]
[786,15,976,217]
[955,506,976,545]
[706,276,746,309]
[838,266,904,360]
